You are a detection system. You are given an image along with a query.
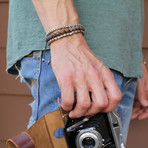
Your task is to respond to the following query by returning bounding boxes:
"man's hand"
[32,0,121,118]
[50,33,121,118]
[131,62,148,120]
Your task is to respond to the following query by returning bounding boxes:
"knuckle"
[59,71,73,86]
[63,99,73,107]
[107,70,114,79]
[88,66,99,79]
[76,70,85,81]
[79,102,91,110]
[95,99,108,109]
[104,67,112,74]
[111,92,122,102]
[61,71,73,80]
[102,68,114,81]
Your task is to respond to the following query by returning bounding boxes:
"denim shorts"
[19,50,137,145]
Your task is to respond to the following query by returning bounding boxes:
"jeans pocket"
[20,51,41,82]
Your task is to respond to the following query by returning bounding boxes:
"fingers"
[101,68,122,112]
[138,108,148,120]
[69,88,91,118]
[137,82,148,107]
[139,99,148,107]
[59,64,121,118]
[85,79,108,116]
[131,108,143,120]
[132,108,148,120]
[60,77,75,111]
[131,100,148,120]
[137,78,148,107]
[69,75,91,118]
[132,73,148,120]
[138,63,148,108]
[61,67,121,118]
[138,90,148,107]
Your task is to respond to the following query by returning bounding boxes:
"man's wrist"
[50,33,84,49]
[46,24,85,46]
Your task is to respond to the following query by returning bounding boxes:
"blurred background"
[0,0,148,147]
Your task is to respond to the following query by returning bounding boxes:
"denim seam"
[34,51,42,122]
[121,78,137,97]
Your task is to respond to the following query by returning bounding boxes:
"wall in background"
[0,1,148,148]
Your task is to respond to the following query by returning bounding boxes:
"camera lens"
[82,137,95,148]
[75,128,103,148]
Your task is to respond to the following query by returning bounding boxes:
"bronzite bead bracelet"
[45,24,85,46]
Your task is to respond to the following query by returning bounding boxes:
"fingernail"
[69,112,72,118]
[138,116,144,120]
[141,100,148,107]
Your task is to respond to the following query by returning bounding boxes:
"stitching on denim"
[122,78,137,97]
[124,79,137,99]
[34,51,42,121]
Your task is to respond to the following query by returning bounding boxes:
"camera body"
[64,111,125,148]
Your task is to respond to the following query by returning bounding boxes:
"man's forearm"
[32,0,79,33]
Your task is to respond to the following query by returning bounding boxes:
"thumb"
[139,98,148,107]
[137,78,148,107]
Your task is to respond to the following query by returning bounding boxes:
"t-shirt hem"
[6,52,144,79]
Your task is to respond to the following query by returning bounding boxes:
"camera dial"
[75,127,103,148]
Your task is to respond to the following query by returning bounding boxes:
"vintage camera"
[64,111,125,148]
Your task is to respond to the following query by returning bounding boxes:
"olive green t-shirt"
[7,0,144,77]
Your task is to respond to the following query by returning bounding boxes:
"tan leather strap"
[7,110,67,148]
[7,132,35,148]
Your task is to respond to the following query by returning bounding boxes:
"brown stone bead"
[80,26,85,31]
[48,35,52,39]
[75,26,80,30]
[60,30,65,34]
[46,35,53,42]
[65,28,69,33]
[72,26,76,31]
[54,31,61,36]
[51,33,56,38]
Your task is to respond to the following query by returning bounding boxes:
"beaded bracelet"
[46,25,85,42]
[45,24,85,46]
[47,29,84,46]
[46,24,84,36]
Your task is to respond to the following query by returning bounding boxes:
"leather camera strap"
[7,132,35,148]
